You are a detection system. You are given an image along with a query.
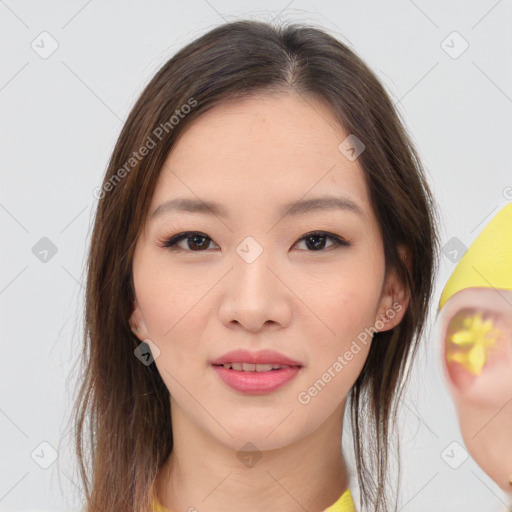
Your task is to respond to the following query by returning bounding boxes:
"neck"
[156,399,350,512]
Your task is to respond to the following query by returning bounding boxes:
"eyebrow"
[150,195,366,221]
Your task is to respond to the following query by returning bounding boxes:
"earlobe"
[375,245,410,331]
[129,301,148,340]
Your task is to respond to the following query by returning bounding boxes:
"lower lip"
[211,365,301,394]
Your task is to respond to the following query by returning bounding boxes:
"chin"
[210,415,314,453]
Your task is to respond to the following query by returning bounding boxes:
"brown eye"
[160,232,218,251]
[294,231,349,251]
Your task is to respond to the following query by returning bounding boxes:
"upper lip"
[210,349,302,367]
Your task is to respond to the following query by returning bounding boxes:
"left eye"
[294,231,349,251]
[159,231,350,252]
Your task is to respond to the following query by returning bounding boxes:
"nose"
[217,248,292,333]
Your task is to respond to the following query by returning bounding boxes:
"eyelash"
[158,230,350,253]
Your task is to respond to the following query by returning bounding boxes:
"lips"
[210,349,303,368]
[210,349,303,394]
[220,362,291,372]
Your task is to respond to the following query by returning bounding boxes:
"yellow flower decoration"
[446,311,502,375]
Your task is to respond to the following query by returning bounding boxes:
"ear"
[440,291,512,404]
[129,298,150,341]
[374,244,411,332]
[439,289,512,491]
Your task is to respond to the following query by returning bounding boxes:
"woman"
[72,20,439,512]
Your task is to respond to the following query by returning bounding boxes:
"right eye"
[158,231,219,252]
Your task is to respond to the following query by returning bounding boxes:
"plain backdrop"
[1,1,511,511]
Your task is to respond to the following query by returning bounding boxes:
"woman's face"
[130,92,407,450]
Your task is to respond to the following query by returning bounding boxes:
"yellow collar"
[153,488,355,512]
[324,488,356,512]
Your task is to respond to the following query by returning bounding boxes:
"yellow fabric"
[438,202,512,311]
[153,488,355,512]
[324,488,356,512]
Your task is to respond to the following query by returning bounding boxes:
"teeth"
[221,362,291,371]
[256,363,275,372]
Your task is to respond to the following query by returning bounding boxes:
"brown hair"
[71,19,440,512]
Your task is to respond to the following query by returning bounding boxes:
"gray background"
[1,1,511,511]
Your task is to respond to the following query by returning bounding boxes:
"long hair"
[71,19,440,512]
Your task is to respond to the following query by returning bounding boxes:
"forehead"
[150,92,371,219]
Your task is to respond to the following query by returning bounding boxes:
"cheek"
[291,272,382,406]
[133,255,210,364]
[292,254,384,346]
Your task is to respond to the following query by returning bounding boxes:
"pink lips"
[210,349,303,367]
[210,349,303,395]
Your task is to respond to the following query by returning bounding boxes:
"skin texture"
[130,92,409,512]
[438,287,512,493]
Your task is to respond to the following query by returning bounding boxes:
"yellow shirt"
[324,489,356,512]
[153,488,355,512]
